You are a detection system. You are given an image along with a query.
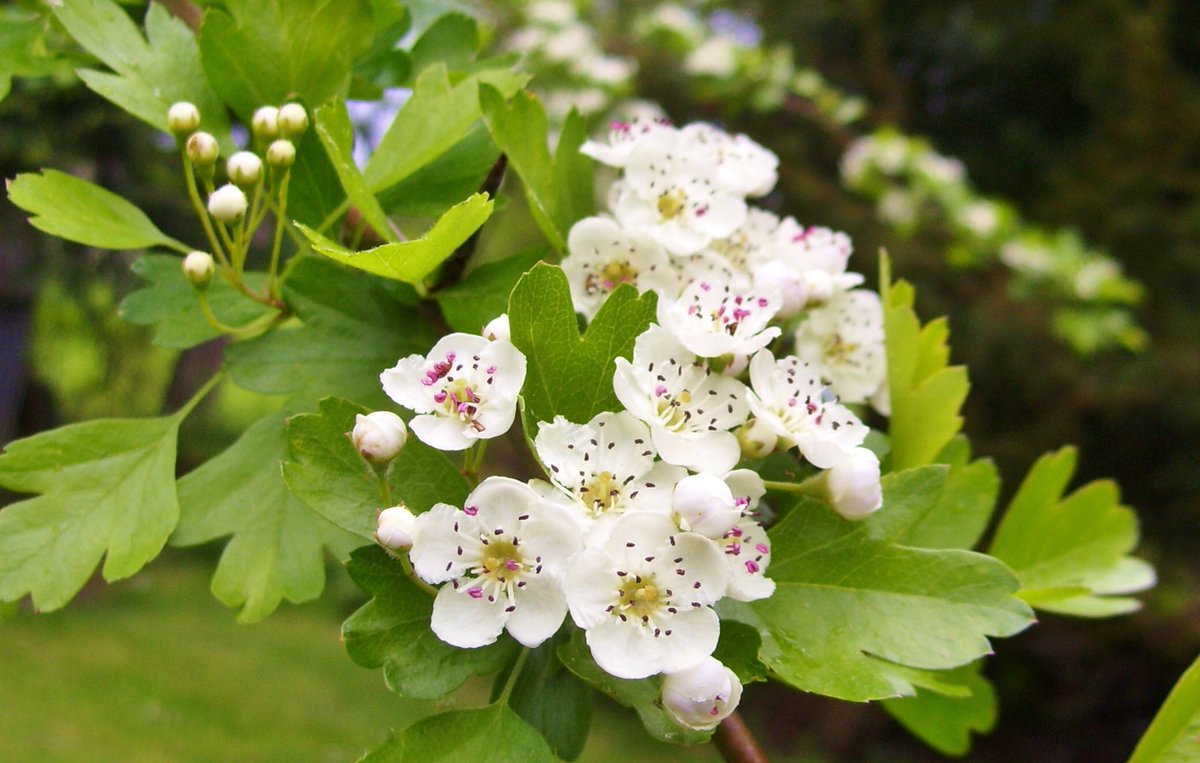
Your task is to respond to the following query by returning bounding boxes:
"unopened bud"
[251,106,280,140]
[277,103,308,138]
[208,183,248,222]
[186,131,219,167]
[226,151,263,187]
[736,418,776,460]
[482,314,510,342]
[672,473,740,539]
[167,101,200,136]
[824,447,882,519]
[376,505,418,551]
[661,657,743,730]
[182,251,215,287]
[266,139,295,168]
[353,411,408,463]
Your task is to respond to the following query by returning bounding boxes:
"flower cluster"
[365,117,893,732]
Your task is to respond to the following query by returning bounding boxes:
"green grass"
[0,552,718,762]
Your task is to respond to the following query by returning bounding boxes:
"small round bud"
[208,183,248,222]
[661,657,743,731]
[186,131,219,166]
[277,103,309,138]
[251,106,280,140]
[482,314,510,342]
[736,418,777,460]
[672,473,740,539]
[825,447,883,520]
[353,411,408,463]
[266,139,296,168]
[376,505,418,551]
[167,101,200,135]
[182,251,215,287]
[226,151,263,187]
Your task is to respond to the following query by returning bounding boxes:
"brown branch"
[713,711,770,763]
[154,0,203,33]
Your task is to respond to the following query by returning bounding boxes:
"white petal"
[430,584,508,648]
[467,476,540,531]
[585,619,665,679]
[410,504,475,584]
[505,575,569,647]
[666,532,729,605]
[653,607,721,674]
[651,426,741,475]
[410,413,475,451]
[380,355,435,413]
[479,339,528,400]
[566,550,619,628]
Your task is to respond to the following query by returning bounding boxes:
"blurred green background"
[2,1,1198,761]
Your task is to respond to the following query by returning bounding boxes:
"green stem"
[498,648,530,706]
[266,170,291,299]
[462,440,489,483]
[763,474,825,496]
[317,198,351,236]
[196,289,288,336]
[400,555,439,597]
[374,462,394,506]
[175,369,225,420]
[180,150,230,270]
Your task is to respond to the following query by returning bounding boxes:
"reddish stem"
[713,711,770,763]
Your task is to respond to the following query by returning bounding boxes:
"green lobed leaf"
[1128,652,1200,763]
[0,413,184,611]
[407,12,479,75]
[881,255,970,471]
[0,8,63,103]
[480,86,594,252]
[342,545,515,699]
[508,263,658,425]
[7,170,188,253]
[287,125,348,229]
[863,460,999,551]
[282,397,469,540]
[743,495,1033,702]
[198,0,373,119]
[314,100,396,243]
[490,632,593,761]
[224,257,433,410]
[882,662,997,756]
[359,702,555,763]
[557,630,712,746]
[296,193,494,285]
[713,620,768,684]
[172,413,360,622]
[119,254,271,349]
[363,63,528,194]
[54,0,229,140]
[377,122,501,219]
[436,246,548,333]
[988,447,1154,617]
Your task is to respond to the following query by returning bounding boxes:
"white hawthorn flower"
[661,656,743,730]
[704,207,787,279]
[672,473,741,539]
[565,512,728,679]
[563,216,679,319]
[684,36,739,78]
[182,251,215,286]
[613,327,750,474]
[410,477,582,648]
[351,411,408,463]
[793,289,887,407]
[580,116,675,168]
[825,446,883,520]
[613,129,747,255]
[755,223,864,315]
[534,412,685,536]
[678,123,779,198]
[745,349,868,468]
[380,333,526,451]
[376,505,417,551]
[656,279,781,358]
[718,518,775,601]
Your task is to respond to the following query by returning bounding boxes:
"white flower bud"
[226,151,263,187]
[167,101,200,135]
[251,106,280,140]
[482,314,510,342]
[661,657,743,730]
[182,251,215,287]
[186,131,219,167]
[353,411,408,463]
[736,418,777,460]
[825,447,883,519]
[277,103,308,138]
[672,473,740,539]
[376,505,418,551]
[208,183,248,222]
[266,139,295,168]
